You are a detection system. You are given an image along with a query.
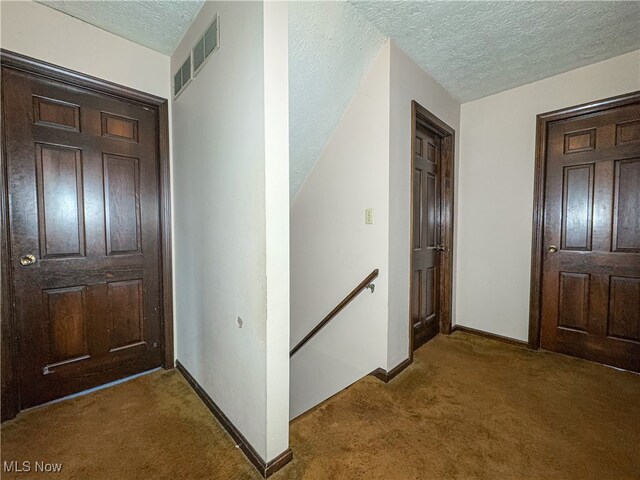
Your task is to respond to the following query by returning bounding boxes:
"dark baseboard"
[371,357,412,383]
[175,360,292,478]
[452,325,528,348]
[263,448,294,477]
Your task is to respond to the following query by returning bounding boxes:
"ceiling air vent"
[193,14,220,76]
[173,55,192,98]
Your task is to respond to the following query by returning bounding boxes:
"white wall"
[288,0,385,198]
[290,41,390,419]
[0,1,170,99]
[290,40,462,418]
[387,41,461,368]
[171,0,289,463]
[263,0,290,462]
[457,50,640,341]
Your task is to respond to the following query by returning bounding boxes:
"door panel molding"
[529,90,640,350]
[0,49,174,421]
[410,101,455,357]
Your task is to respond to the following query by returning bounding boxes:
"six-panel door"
[412,126,441,349]
[3,67,163,407]
[541,102,640,372]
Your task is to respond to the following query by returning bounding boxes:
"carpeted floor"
[2,332,639,480]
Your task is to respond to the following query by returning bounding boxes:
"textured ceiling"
[37,1,204,55]
[37,1,640,196]
[351,1,640,102]
[289,1,385,198]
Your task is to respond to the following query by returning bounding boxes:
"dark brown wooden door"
[2,67,163,408]
[541,101,640,372]
[411,126,442,350]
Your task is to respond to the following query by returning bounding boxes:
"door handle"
[19,254,37,266]
[548,245,558,253]
[427,245,446,251]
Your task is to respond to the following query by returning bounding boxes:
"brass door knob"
[548,245,558,253]
[20,254,36,266]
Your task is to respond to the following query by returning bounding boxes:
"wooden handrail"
[290,269,379,357]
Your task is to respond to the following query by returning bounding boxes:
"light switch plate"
[365,208,374,224]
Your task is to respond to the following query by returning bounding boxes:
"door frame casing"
[409,100,455,358]
[528,90,640,350]
[0,50,174,421]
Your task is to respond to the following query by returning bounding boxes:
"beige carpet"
[2,332,639,479]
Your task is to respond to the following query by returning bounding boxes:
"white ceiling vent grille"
[173,55,191,98]
[193,14,220,76]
